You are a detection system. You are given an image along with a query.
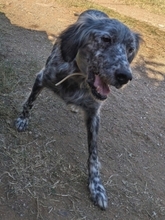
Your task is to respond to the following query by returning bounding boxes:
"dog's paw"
[89,179,108,210]
[15,117,29,132]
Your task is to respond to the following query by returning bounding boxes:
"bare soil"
[91,0,165,31]
[0,0,165,219]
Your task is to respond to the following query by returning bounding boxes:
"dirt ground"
[91,0,165,31]
[0,0,165,219]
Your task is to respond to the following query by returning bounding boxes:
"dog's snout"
[116,70,132,85]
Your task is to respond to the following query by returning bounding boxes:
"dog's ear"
[60,21,92,62]
[128,33,142,63]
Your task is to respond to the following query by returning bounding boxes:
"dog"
[15,9,141,209]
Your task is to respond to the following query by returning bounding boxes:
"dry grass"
[57,0,165,57]
[121,0,165,15]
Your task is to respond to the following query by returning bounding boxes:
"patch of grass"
[54,0,94,8]
[122,0,165,16]
[56,0,165,16]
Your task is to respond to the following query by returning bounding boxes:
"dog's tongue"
[94,75,110,96]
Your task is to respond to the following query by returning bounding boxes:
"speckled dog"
[15,10,141,209]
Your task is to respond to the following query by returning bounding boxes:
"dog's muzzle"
[76,51,111,101]
[115,68,132,88]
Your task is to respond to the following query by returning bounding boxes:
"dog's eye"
[128,47,134,54]
[102,36,112,43]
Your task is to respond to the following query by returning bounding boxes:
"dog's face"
[60,17,141,101]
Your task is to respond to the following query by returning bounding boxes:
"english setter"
[15,10,141,209]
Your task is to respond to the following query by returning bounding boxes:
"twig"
[55,73,85,86]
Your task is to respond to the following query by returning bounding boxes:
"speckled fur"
[15,10,141,210]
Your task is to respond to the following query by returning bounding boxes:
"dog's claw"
[15,117,29,132]
[95,192,108,210]
[89,181,108,210]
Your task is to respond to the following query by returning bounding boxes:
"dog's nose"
[116,69,132,85]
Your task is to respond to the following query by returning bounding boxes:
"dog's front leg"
[86,109,108,210]
[15,69,44,132]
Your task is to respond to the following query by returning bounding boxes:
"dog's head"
[60,10,141,101]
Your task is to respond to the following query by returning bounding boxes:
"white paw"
[89,178,108,210]
[15,117,29,132]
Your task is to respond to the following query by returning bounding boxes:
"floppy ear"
[128,33,142,63]
[60,20,93,62]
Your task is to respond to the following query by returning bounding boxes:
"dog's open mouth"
[55,71,110,101]
[87,73,110,100]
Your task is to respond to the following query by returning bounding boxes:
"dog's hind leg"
[85,106,108,210]
[15,69,44,132]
